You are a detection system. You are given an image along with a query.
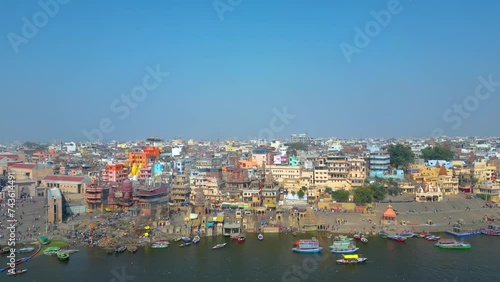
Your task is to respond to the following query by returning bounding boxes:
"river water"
[2,233,497,282]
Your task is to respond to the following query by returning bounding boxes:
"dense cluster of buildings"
[0,135,499,223]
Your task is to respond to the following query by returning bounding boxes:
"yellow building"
[473,159,496,182]
[264,165,301,190]
[410,164,458,195]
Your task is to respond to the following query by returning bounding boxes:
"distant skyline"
[1,0,500,142]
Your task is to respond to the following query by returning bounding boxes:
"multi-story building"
[312,155,367,190]
[195,157,222,170]
[84,176,109,211]
[41,175,91,194]
[289,133,312,143]
[170,173,191,205]
[101,163,129,183]
[128,147,160,167]
[472,159,496,182]
[264,165,301,189]
[369,151,391,177]
[477,179,500,202]
[8,162,53,183]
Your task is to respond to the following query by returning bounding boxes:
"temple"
[415,182,443,202]
[381,205,397,225]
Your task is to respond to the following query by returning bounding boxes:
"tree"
[353,187,373,204]
[301,186,307,192]
[421,146,454,161]
[388,144,415,169]
[388,187,399,196]
[297,189,305,199]
[291,190,296,197]
[368,183,387,201]
[285,143,308,156]
[324,187,333,194]
[332,190,349,202]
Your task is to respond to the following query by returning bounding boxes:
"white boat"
[336,254,367,264]
[193,236,200,244]
[16,247,35,253]
[258,234,264,241]
[7,269,28,276]
[361,237,368,243]
[212,243,227,250]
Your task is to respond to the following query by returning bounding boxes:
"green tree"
[291,190,296,197]
[388,144,415,169]
[324,187,333,194]
[297,189,305,199]
[369,183,387,201]
[388,187,400,196]
[353,187,373,204]
[285,143,308,156]
[421,146,454,161]
[301,186,307,192]
[331,190,349,202]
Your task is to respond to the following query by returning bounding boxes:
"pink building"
[101,164,129,183]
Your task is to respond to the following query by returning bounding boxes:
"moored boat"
[181,237,191,243]
[336,254,367,264]
[57,251,69,260]
[481,229,500,236]
[360,237,368,243]
[179,242,191,247]
[353,234,361,240]
[435,239,471,249]
[230,234,240,240]
[193,236,201,244]
[258,234,264,241]
[237,235,246,243]
[151,243,168,249]
[418,231,431,238]
[292,238,323,253]
[399,231,415,238]
[115,246,126,253]
[0,247,11,254]
[387,235,406,242]
[16,247,35,254]
[425,235,440,241]
[378,231,388,239]
[212,243,227,250]
[43,247,60,255]
[6,269,27,276]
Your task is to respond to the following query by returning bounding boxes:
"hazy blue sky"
[1,0,499,143]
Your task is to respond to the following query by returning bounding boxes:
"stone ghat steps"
[383,198,486,213]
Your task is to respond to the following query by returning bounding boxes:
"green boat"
[57,251,69,260]
[435,239,471,249]
[39,236,50,245]
[43,247,60,255]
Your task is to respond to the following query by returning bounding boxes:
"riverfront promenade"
[313,195,499,234]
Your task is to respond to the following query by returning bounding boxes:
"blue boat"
[181,237,191,242]
[292,238,323,253]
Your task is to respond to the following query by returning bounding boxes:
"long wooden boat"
[6,269,28,276]
[435,239,471,249]
[336,254,367,264]
[212,243,227,250]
